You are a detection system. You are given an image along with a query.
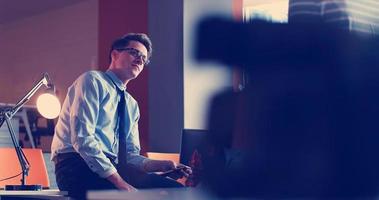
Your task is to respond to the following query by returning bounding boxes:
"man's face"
[112,41,148,80]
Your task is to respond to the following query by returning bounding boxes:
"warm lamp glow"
[36,93,61,119]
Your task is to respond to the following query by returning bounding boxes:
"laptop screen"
[179,129,208,166]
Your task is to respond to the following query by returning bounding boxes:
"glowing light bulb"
[36,93,61,119]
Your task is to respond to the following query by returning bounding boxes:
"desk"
[0,189,68,200]
[87,188,215,200]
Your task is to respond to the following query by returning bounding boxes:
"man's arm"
[123,98,191,179]
[107,172,137,191]
[143,159,192,179]
[68,73,118,179]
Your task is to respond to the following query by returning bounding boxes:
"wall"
[183,0,234,130]
[98,0,149,153]
[148,0,184,152]
[0,0,98,104]
[147,0,234,152]
[244,0,287,6]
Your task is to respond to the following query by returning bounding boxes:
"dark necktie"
[117,90,127,166]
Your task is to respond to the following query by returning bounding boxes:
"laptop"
[179,129,207,167]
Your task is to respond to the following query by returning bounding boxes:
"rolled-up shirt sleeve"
[70,74,117,178]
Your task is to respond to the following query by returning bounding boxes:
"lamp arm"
[4,111,30,185]
[0,72,57,190]
[9,73,50,119]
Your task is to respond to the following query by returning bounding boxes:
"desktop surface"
[0,189,68,200]
[87,187,216,200]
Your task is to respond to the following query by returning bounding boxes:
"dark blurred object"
[201,88,252,196]
[196,17,379,198]
[196,17,377,70]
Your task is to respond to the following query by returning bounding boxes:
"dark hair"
[109,33,152,64]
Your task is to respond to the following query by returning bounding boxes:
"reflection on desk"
[0,189,68,200]
[87,188,216,200]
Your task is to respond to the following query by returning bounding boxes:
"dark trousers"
[55,153,183,199]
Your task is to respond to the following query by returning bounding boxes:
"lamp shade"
[36,93,61,119]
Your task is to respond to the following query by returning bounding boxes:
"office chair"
[0,148,50,189]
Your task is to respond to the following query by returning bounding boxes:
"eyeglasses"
[116,47,150,65]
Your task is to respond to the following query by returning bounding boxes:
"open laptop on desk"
[179,129,207,167]
[178,129,208,187]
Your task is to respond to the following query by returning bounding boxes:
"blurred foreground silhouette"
[195,17,379,199]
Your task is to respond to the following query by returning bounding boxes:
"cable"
[0,172,22,182]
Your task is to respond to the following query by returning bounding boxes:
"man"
[51,33,191,199]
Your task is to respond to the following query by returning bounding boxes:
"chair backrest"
[0,148,50,189]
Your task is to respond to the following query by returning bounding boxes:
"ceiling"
[0,0,87,25]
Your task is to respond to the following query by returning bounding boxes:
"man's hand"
[144,159,176,172]
[161,163,193,180]
[106,172,137,192]
[144,160,192,180]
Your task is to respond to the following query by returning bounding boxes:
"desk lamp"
[0,73,61,190]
